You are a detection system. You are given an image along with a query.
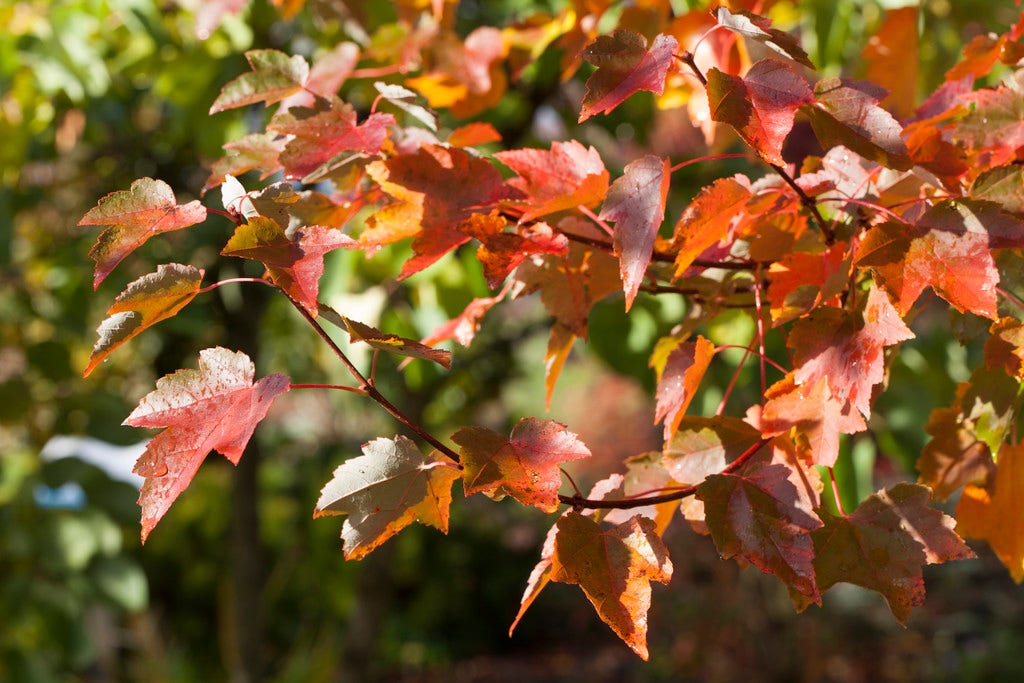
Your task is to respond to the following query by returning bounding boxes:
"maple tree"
[77,0,1024,661]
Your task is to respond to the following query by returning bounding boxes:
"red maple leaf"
[707,58,813,166]
[653,336,716,442]
[452,417,591,512]
[788,286,914,419]
[495,140,609,222]
[578,30,679,122]
[598,155,671,309]
[78,177,207,288]
[124,348,290,542]
[670,175,753,277]
[269,97,394,182]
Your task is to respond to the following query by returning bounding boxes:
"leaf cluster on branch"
[79,0,1024,659]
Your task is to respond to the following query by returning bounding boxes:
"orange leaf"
[862,6,919,119]
[957,444,1024,582]
[550,512,672,660]
[653,335,715,442]
[453,417,591,512]
[85,264,205,377]
[578,30,678,122]
[495,141,609,222]
[314,436,461,560]
[78,177,207,288]
[671,175,752,278]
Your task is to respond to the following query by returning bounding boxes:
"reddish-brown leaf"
[406,27,508,118]
[78,178,207,288]
[956,444,1024,582]
[509,519,559,635]
[761,374,866,467]
[452,417,591,512]
[314,436,461,560]
[209,49,309,114]
[599,155,671,309]
[203,132,287,193]
[85,264,205,377]
[550,512,672,660]
[464,218,569,289]
[362,144,507,278]
[653,335,715,442]
[661,416,764,485]
[986,317,1024,379]
[342,317,451,369]
[766,241,850,325]
[269,97,394,183]
[495,141,609,222]
[222,217,357,314]
[578,30,678,122]
[788,286,914,419]
[125,348,290,542]
[812,483,974,623]
[804,77,912,171]
[670,175,752,278]
[916,405,992,502]
[707,58,813,166]
[280,42,360,109]
[698,445,823,603]
[544,324,577,410]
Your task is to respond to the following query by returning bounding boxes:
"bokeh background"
[3,1,1024,681]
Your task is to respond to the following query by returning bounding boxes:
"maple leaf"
[543,324,577,410]
[603,452,683,534]
[509,519,558,636]
[698,445,823,603]
[462,217,569,289]
[986,316,1024,379]
[661,416,764,485]
[446,122,501,147]
[269,97,395,183]
[761,374,866,468]
[713,7,814,69]
[85,264,205,377]
[550,512,673,660]
[916,405,992,502]
[495,141,609,222]
[578,30,679,122]
[125,348,290,542]
[407,26,509,118]
[203,132,287,193]
[804,77,912,171]
[452,417,591,512]
[373,82,439,132]
[653,336,716,443]
[811,483,974,623]
[670,175,752,278]
[362,144,507,278]
[314,436,461,560]
[957,444,1024,582]
[861,6,919,119]
[707,58,813,166]
[857,199,1024,318]
[279,42,360,110]
[78,177,207,288]
[788,286,914,419]
[342,317,451,369]
[222,217,356,314]
[766,241,850,325]
[598,155,671,309]
[209,49,309,114]
[971,165,1024,214]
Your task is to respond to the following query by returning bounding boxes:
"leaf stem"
[199,277,274,294]
[677,50,708,86]
[670,152,749,173]
[287,296,463,464]
[562,231,754,270]
[290,383,368,395]
[768,163,835,245]
[557,437,771,510]
[998,286,1024,311]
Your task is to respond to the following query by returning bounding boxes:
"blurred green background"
[3,0,1024,681]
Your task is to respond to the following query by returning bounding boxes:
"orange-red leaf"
[495,141,609,222]
[862,6,919,119]
[203,132,287,193]
[766,242,850,325]
[222,217,357,314]
[452,417,591,512]
[362,144,507,278]
[209,49,309,114]
[812,483,974,623]
[956,444,1024,582]
[917,405,992,502]
[85,264,204,377]
[788,286,914,419]
[707,58,813,166]
[422,293,503,348]
[550,512,672,660]
[671,175,752,278]
[599,155,671,309]
[78,177,207,288]
[125,348,290,542]
[653,335,715,442]
[464,218,569,289]
[578,30,678,122]
[314,436,461,560]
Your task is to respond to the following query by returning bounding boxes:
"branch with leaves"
[79,0,1024,661]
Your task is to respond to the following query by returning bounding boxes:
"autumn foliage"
[79,0,1024,660]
